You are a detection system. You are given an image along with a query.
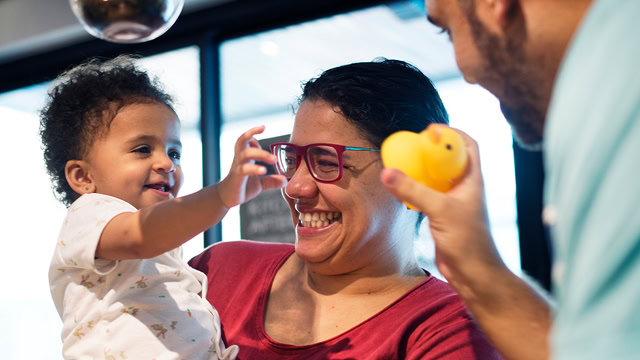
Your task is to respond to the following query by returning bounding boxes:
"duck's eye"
[446,144,452,150]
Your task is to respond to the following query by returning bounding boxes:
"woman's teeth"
[298,211,341,228]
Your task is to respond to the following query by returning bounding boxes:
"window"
[0,81,64,358]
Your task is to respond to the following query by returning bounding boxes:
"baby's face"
[84,102,184,209]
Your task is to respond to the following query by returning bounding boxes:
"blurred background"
[0,0,549,358]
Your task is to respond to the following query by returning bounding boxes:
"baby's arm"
[96,125,287,260]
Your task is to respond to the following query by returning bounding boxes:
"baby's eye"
[169,149,181,160]
[133,145,151,154]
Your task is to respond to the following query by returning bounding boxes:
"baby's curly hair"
[39,55,174,207]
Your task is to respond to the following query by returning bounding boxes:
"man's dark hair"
[39,55,174,207]
[300,58,449,231]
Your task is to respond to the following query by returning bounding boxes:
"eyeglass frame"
[269,142,380,183]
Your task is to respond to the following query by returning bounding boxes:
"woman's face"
[283,100,415,274]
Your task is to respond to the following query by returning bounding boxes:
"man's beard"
[500,103,544,151]
[463,4,546,150]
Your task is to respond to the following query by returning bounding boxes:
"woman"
[190,59,501,359]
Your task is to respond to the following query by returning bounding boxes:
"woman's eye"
[285,156,296,165]
[316,159,339,168]
[169,150,181,160]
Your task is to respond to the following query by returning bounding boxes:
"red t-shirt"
[189,241,501,360]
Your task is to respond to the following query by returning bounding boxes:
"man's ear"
[65,160,95,195]
[492,0,517,28]
[477,0,518,30]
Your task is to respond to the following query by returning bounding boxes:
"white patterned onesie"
[49,193,238,360]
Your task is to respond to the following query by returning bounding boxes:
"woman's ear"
[65,160,95,195]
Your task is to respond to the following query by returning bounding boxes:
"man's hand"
[381,128,551,360]
[381,128,504,291]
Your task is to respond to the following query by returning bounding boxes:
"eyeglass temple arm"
[344,146,380,152]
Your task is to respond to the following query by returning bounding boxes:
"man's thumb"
[380,167,442,216]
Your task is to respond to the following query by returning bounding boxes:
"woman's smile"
[295,211,342,237]
[297,211,342,228]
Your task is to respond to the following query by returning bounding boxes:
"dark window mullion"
[200,31,223,247]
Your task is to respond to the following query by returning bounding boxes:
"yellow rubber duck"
[381,124,468,207]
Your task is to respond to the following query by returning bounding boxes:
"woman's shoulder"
[188,240,294,274]
[201,240,293,259]
[383,274,473,330]
[407,274,467,312]
[385,275,502,359]
[415,273,458,298]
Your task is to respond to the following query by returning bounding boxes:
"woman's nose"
[284,160,318,199]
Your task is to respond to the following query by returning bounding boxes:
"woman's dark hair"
[300,58,449,232]
[300,58,449,148]
[39,55,174,207]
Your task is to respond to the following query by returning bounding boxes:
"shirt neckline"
[255,245,433,351]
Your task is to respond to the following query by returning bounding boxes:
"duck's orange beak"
[425,124,442,144]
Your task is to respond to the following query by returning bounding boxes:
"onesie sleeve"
[53,193,137,275]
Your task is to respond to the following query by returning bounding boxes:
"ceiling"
[0,0,232,64]
[0,1,463,123]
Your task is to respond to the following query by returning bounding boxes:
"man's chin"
[500,102,545,151]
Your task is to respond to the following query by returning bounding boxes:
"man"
[381,1,640,359]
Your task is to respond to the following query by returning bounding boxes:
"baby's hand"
[217,125,288,208]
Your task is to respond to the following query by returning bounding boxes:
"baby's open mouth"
[145,183,170,192]
[298,211,341,228]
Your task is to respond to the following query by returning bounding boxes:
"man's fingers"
[380,167,443,216]
[451,128,483,184]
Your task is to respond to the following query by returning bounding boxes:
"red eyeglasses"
[270,142,380,183]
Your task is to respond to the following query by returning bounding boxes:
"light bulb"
[69,0,184,43]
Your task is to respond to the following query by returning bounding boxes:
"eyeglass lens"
[274,144,341,181]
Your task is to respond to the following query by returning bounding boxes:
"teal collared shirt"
[544,0,640,359]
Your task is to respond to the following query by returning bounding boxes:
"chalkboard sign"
[240,135,296,243]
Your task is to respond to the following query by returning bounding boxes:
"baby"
[41,55,286,359]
